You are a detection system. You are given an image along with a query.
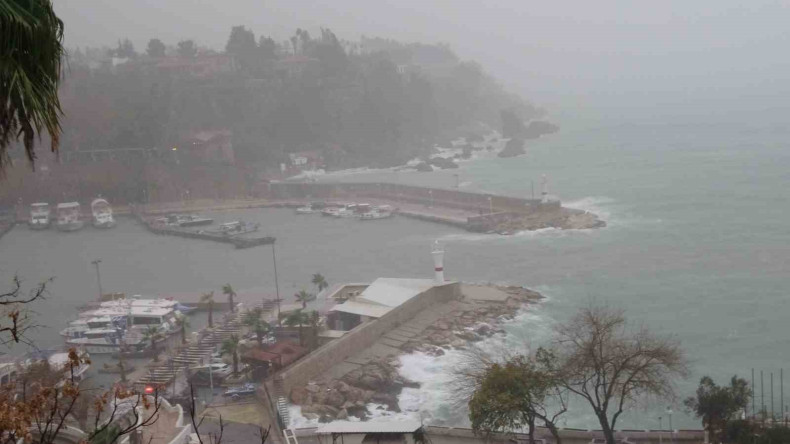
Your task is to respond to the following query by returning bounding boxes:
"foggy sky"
[56,0,790,122]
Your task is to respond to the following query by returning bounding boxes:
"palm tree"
[284,309,310,346]
[243,308,271,347]
[0,0,65,172]
[142,325,163,362]
[175,313,190,345]
[307,310,321,350]
[221,334,241,375]
[311,273,329,294]
[200,291,215,328]
[222,283,236,312]
[294,289,314,309]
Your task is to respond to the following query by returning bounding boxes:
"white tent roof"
[356,278,435,308]
[329,300,392,319]
[314,420,422,434]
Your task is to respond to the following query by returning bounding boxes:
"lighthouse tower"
[431,241,445,284]
[541,174,549,204]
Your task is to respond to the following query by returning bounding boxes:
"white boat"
[55,202,84,232]
[321,203,349,217]
[359,205,394,220]
[29,202,51,229]
[91,198,116,228]
[215,221,259,236]
[63,297,180,354]
[296,202,325,214]
[334,203,371,218]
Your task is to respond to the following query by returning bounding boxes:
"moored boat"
[29,202,51,229]
[55,202,84,231]
[91,198,116,228]
[177,214,214,227]
[296,202,325,214]
[359,205,394,220]
[62,297,181,354]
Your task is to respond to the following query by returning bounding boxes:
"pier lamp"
[666,406,673,433]
[91,259,103,301]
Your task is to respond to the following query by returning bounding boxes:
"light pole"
[272,242,281,325]
[428,189,433,208]
[91,259,103,301]
[453,173,459,189]
[666,406,673,443]
[487,196,493,214]
[659,416,663,444]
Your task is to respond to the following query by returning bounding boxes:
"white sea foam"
[396,303,556,426]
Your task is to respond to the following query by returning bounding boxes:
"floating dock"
[135,212,275,249]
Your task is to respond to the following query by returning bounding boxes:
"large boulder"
[290,386,308,404]
[498,138,526,158]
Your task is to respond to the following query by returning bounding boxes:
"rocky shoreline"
[291,285,543,422]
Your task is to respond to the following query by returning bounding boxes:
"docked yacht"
[359,205,394,220]
[62,297,181,354]
[216,221,259,236]
[296,202,325,214]
[55,202,84,231]
[91,198,116,228]
[29,202,51,229]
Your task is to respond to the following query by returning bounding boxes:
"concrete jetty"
[132,210,276,249]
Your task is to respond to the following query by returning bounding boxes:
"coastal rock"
[428,157,459,169]
[336,408,349,420]
[291,386,308,404]
[414,162,433,172]
[498,138,526,158]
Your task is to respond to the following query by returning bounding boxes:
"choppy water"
[2,120,789,429]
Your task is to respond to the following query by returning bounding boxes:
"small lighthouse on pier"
[541,174,549,204]
[432,241,445,284]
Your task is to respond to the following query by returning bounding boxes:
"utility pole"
[272,242,281,326]
[782,369,785,425]
[91,259,103,301]
[772,372,775,424]
[453,173,459,189]
[762,371,765,424]
[752,367,757,421]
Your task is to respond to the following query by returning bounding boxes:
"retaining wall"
[277,282,461,396]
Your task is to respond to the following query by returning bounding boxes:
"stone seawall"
[277,282,461,397]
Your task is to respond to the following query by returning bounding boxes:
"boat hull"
[57,221,84,232]
[93,220,116,229]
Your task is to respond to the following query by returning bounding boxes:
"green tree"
[684,375,751,443]
[221,333,241,375]
[284,309,309,346]
[311,273,328,293]
[175,313,190,345]
[114,38,136,58]
[306,309,321,350]
[222,283,237,312]
[142,325,164,362]
[200,291,215,328]
[243,307,271,347]
[176,39,197,58]
[146,38,166,58]
[553,304,689,444]
[294,289,314,309]
[0,0,64,171]
[467,350,566,444]
[225,26,257,72]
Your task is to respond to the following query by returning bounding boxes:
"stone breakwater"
[291,286,543,422]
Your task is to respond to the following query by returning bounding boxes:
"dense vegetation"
[58,28,542,169]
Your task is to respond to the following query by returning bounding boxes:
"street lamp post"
[453,173,459,189]
[91,259,103,301]
[272,242,281,325]
[487,196,493,214]
[659,416,663,444]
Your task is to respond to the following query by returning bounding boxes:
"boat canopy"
[57,202,80,209]
[31,202,49,208]
[91,198,110,209]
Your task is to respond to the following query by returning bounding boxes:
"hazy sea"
[2,118,789,429]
